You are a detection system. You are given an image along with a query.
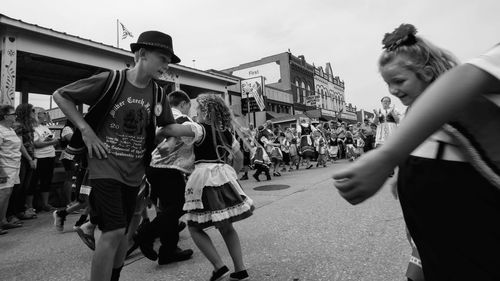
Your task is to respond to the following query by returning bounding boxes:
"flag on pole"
[241,77,266,111]
[119,22,133,39]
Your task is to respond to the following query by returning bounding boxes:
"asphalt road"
[0,160,409,281]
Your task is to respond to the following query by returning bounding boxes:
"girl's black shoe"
[210,266,229,281]
[229,270,249,280]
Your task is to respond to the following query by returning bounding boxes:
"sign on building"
[305,95,320,107]
[241,76,266,111]
[232,62,281,84]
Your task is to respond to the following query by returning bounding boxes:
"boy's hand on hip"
[81,127,109,159]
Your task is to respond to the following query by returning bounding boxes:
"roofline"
[171,65,238,84]
[206,69,243,80]
[0,13,133,57]
[0,14,239,85]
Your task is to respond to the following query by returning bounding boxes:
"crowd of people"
[1,22,500,281]
[0,105,73,235]
[237,117,382,183]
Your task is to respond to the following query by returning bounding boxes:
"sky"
[3,0,500,112]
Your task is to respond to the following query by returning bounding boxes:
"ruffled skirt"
[183,163,254,229]
[375,122,398,146]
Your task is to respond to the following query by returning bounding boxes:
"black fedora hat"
[130,31,181,64]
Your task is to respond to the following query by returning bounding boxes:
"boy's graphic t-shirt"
[58,71,174,186]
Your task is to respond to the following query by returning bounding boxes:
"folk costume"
[183,123,254,229]
[397,44,500,280]
[251,126,272,180]
[297,121,315,159]
[374,108,399,146]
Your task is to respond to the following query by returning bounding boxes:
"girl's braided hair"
[379,23,459,82]
[196,93,235,162]
[196,93,233,131]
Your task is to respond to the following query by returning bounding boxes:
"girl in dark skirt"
[298,119,314,169]
[182,94,254,281]
[334,24,500,280]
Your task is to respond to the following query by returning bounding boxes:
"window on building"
[295,80,300,103]
[301,81,306,103]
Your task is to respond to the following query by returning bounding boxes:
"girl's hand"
[332,150,396,205]
[157,137,176,157]
[389,106,396,115]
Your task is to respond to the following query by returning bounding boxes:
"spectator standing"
[8,103,37,221]
[29,107,59,212]
[373,96,400,147]
[0,105,23,234]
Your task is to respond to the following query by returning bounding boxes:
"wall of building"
[289,54,315,113]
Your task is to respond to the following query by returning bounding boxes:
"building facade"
[221,51,356,126]
[221,52,357,125]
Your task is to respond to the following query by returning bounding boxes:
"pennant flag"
[120,22,133,39]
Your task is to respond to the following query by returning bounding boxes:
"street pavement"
[0,160,409,281]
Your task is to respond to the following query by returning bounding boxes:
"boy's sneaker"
[75,225,96,251]
[53,211,65,232]
[209,266,229,281]
[73,217,89,230]
[229,270,249,281]
[158,247,193,265]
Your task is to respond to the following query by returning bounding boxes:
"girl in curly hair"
[334,23,500,280]
[8,103,38,220]
[179,93,254,281]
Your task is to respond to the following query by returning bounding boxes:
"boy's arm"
[157,123,195,138]
[52,72,109,159]
[53,91,109,159]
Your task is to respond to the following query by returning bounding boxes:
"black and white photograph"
[1,1,500,280]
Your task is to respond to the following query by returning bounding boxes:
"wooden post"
[0,35,17,105]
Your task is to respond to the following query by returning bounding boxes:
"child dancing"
[334,24,500,280]
[180,94,254,281]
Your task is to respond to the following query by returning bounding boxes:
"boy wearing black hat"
[53,31,192,281]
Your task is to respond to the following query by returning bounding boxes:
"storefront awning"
[269,113,309,124]
[320,115,335,121]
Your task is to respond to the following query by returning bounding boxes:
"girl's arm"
[377,63,500,164]
[392,108,401,124]
[372,110,380,125]
[333,63,500,205]
[19,138,36,169]
[34,137,59,148]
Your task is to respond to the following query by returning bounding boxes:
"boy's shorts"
[89,178,139,233]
